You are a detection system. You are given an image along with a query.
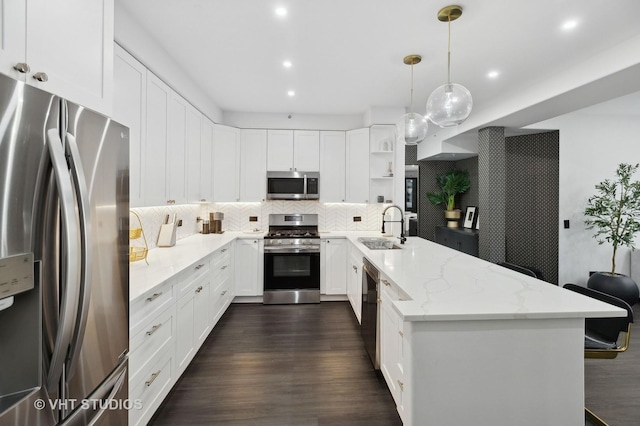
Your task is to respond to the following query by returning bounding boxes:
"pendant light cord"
[447,14,452,84]
[410,63,415,114]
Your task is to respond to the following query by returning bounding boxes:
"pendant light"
[426,5,472,128]
[402,54,428,145]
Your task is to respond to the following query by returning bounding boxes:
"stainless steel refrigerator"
[0,73,129,425]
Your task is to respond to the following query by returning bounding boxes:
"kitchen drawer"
[212,245,232,278]
[211,274,233,326]
[129,350,174,426]
[380,273,399,300]
[130,279,174,334]
[130,304,175,378]
[175,260,210,299]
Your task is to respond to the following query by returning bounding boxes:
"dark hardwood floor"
[151,302,402,425]
[151,302,640,426]
[584,303,640,426]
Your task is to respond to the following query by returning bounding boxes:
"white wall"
[530,92,640,286]
[114,3,223,123]
[222,111,363,130]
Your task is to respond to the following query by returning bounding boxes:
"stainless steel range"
[263,214,320,304]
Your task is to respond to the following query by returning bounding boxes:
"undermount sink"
[357,237,402,250]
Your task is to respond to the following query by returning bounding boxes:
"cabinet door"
[380,291,403,406]
[194,280,211,345]
[346,128,370,203]
[267,129,294,171]
[186,106,202,202]
[167,93,187,203]
[175,292,195,375]
[0,0,26,80]
[113,45,146,208]
[319,131,346,202]
[27,0,113,114]
[200,118,214,202]
[323,239,348,295]
[212,124,240,202]
[235,239,261,296]
[240,129,267,201]
[144,72,170,206]
[293,130,320,171]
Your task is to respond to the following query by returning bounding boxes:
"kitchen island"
[347,235,625,426]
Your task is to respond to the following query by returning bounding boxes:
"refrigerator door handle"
[45,128,82,390]
[64,132,93,378]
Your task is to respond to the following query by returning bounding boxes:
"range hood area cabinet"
[1,0,113,115]
[267,129,320,172]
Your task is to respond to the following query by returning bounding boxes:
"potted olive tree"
[584,163,640,306]
[426,169,471,228]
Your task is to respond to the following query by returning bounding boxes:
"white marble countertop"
[344,236,626,322]
[130,231,624,322]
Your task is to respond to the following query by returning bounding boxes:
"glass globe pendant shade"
[426,82,473,128]
[403,112,428,145]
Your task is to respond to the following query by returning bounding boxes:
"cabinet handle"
[382,279,391,286]
[200,198,207,202]
[13,63,30,73]
[146,292,163,302]
[352,265,358,271]
[195,286,203,293]
[397,380,404,391]
[146,323,163,336]
[377,298,381,304]
[195,263,205,270]
[32,72,48,82]
[221,249,227,253]
[398,330,404,337]
[167,199,176,205]
[221,290,227,296]
[145,370,161,387]
[221,265,227,270]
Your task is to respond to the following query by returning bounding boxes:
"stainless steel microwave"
[266,171,319,200]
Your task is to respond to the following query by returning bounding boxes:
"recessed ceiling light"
[275,7,287,17]
[287,90,295,97]
[561,19,578,31]
[487,70,499,79]
[283,60,292,68]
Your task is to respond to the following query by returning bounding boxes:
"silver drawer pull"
[145,370,161,387]
[397,379,404,391]
[221,249,227,253]
[382,279,391,286]
[13,63,30,73]
[146,292,163,302]
[32,71,48,82]
[221,290,227,296]
[398,330,404,337]
[221,265,227,270]
[195,286,203,293]
[352,265,357,271]
[146,323,163,336]
[195,263,205,270]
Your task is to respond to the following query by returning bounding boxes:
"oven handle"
[264,246,320,253]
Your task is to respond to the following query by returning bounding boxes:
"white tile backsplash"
[131,201,390,250]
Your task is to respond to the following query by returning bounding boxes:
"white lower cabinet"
[379,272,408,422]
[235,238,263,296]
[347,244,364,323]
[211,242,235,325]
[321,238,347,295]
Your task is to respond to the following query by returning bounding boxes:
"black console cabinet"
[434,226,479,257]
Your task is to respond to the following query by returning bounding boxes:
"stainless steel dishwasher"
[361,257,380,370]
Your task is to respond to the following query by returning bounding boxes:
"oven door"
[263,248,320,304]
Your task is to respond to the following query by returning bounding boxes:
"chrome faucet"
[381,204,406,244]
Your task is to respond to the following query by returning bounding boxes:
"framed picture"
[463,206,477,229]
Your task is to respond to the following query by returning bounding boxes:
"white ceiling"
[118,0,640,123]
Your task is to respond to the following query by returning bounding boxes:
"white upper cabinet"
[186,106,202,203]
[240,129,267,202]
[319,131,346,202]
[167,93,188,204]
[267,129,319,171]
[1,0,114,115]
[213,124,240,202]
[200,118,215,202]
[144,72,170,206]
[293,130,320,171]
[346,128,370,203]
[113,45,146,208]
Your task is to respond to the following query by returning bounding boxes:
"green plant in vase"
[584,163,640,306]
[427,169,470,228]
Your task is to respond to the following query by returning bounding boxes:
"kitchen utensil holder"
[129,210,149,264]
